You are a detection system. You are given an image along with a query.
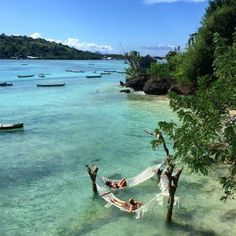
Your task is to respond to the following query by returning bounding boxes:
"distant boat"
[18,74,34,78]
[101,72,111,75]
[0,123,24,131]
[88,63,95,65]
[65,69,85,73]
[38,74,45,78]
[21,63,28,66]
[104,70,116,73]
[0,82,13,87]
[86,75,102,78]
[36,83,66,87]
[117,71,125,74]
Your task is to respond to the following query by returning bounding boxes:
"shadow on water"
[56,197,127,236]
[219,209,236,222]
[0,129,24,135]
[0,162,61,189]
[165,221,216,236]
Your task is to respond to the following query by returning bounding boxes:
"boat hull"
[0,123,24,130]
[18,74,34,78]
[0,82,13,86]
[36,83,65,87]
[86,75,101,78]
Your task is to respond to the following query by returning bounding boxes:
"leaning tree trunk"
[146,130,182,222]
[165,166,182,222]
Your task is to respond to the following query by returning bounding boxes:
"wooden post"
[86,164,99,193]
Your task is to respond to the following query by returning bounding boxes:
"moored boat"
[65,69,85,73]
[86,75,102,78]
[0,82,13,86]
[101,72,111,75]
[104,70,116,73]
[17,74,34,78]
[117,71,125,74]
[0,123,24,130]
[36,83,66,87]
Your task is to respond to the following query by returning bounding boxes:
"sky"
[0,0,209,55]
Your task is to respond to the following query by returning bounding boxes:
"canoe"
[86,75,102,78]
[117,71,125,74]
[36,83,66,87]
[0,123,24,130]
[18,74,34,78]
[0,82,13,86]
[65,69,85,73]
[104,70,116,72]
[101,72,111,75]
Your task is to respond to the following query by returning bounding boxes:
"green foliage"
[156,33,236,199]
[125,51,142,79]
[166,49,183,78]
[175,0,236,85]
[0,34,124,60]
[148,62,170,80]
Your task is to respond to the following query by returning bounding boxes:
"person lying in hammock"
[111,198,143,212]
[105,178,127,189]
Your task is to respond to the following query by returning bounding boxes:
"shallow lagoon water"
[0,60,235,236]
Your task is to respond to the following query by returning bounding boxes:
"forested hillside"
[0,34,122,60]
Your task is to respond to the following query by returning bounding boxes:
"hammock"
[97,184,164,219]
[97,170,180,219]
[101,163,164,190]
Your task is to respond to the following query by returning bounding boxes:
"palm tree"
[125,51,141,80]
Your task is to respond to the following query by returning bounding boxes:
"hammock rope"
[101,163,164,189]
[97,166,180,219]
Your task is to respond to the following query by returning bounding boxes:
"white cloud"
[141,44,176,50]
[143,0,206,4]
[28,33,113,53]
[63,38,113,52]
[30,32,42,39]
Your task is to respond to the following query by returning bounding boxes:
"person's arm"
[128,205,134,212]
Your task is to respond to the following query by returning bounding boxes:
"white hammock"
[102,163,164,189]
[97,171,180,219]
[97,184,164,219]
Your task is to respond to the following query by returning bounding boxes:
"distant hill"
[0,34,124,60]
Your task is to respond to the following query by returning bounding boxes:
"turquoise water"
[0,60,235,236]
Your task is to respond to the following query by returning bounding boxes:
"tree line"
[0,34,124,60]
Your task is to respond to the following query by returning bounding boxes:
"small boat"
[38,74,45,77]
[0,82,13,86]
[21,63,28,65]
[104,70,116,73]
[65,69,85,73]
[18,74,34,78]
[117,71,125,74]
[0,123,24,130]
[101,72,111,75]
[88,63,95,65]
[36,83,66,87]
[86,75,102,78]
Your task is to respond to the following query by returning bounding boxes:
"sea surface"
[0,60,235,236]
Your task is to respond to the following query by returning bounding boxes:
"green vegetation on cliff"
[125,0,236,200]
[156,0,236,200]
[0,34,123,60]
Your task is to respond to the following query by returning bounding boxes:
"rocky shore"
[120,76,195,95]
